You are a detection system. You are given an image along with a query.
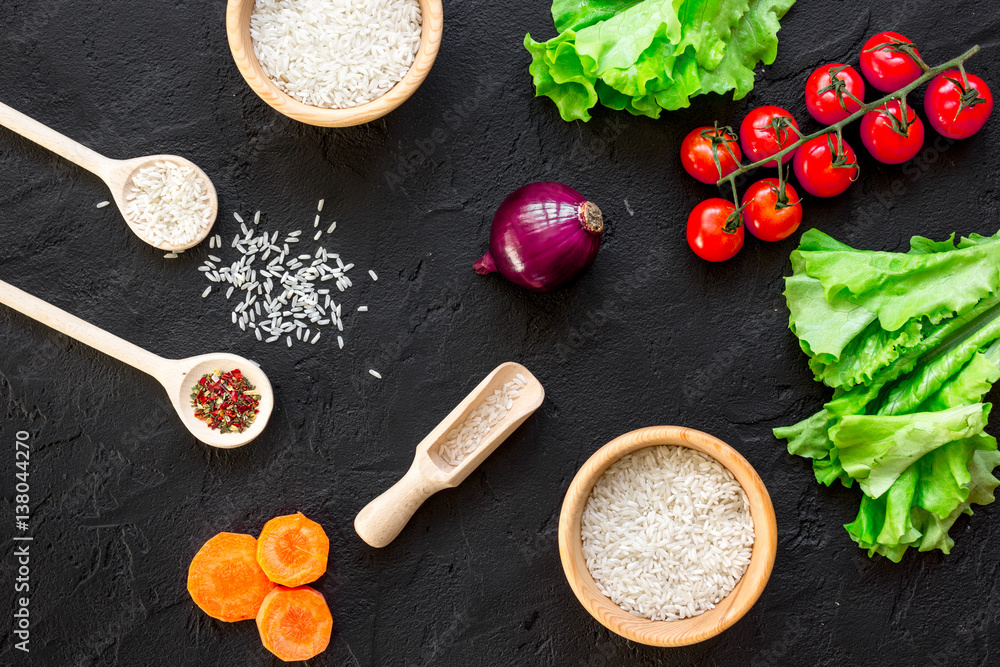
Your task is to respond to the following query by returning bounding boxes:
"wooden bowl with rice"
[558,426,777,647]
[226,0,443,127]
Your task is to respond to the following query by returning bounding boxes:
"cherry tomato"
[686,199,744,262]
[741,179,803,242]
[680,126,742,184]
[860,100,925,164]
[860,31,923,93]
[805,64,866,125]
[792,135,859,198]
[924,70,994,139]
[740,106,800,167]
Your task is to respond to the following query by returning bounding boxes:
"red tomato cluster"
[680,31,993,262]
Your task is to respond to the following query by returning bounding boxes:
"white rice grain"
[126,162,212,247]
[250,0,422,110]
[581,446,754,622]
[437,376,527,466]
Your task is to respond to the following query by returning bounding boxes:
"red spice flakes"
[190,368,260,433]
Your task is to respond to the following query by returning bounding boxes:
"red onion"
[473,181,604,292]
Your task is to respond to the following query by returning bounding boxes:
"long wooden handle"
[0,279,172,379]
[0,100,112,177]
[354,464,441,548]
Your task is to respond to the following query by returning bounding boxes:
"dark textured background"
[1,0,999,665]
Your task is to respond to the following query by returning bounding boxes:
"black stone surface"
[2,1,999,665]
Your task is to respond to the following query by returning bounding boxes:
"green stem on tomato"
[716,44,980,191]
[958,61,971,89]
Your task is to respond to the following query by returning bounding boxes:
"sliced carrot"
[187,532,276,622]
[256,586,332,662]
[256,512,329,587]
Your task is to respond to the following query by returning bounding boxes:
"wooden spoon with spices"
[354,362,545,548]
[0,279,272,449]
[0,99,217,251]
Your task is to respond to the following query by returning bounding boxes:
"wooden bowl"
[558,426,777,647]
[226,0,443,127]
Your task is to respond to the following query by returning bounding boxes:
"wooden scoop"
[0,279,272,449]
[354,362,544,548]
[0,99,217,251]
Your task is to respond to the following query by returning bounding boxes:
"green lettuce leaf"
[845,437,999,561]
[525,0,795,121]
[922,342,1000,411]
[789,338,1000,494]
[844,465,921,562]
[773,409,832,460]
[878,301,1000,415]
[777,228,1000,561]
[909,233,957,254]
[551,0,645,32]
[525,31,600,122]
[831,403,990,499]
[784,272,876,363]
[786,228,1000,391]
[695,0,795,99]
[808,318,923,390]
[913,436,987,518]
[575,0,685,73]
[790,231,1000,332]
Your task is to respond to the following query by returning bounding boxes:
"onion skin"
[474,181,603,293]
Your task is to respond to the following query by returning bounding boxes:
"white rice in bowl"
[581,445,755,622]
[250,0,423,110]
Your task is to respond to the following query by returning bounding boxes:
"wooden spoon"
[354,362,544,548]
[0,100,217,251]
[0,279,272,449]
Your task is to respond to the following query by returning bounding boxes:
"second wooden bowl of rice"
[558,426,777,647]
[227,0,443,127]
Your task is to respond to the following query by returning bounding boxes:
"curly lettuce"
[525,0,796,121]
[775,229,1000,562]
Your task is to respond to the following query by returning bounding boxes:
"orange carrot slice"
[256,586,333,662]
[256,512,329,587]
[188,532,276,622]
